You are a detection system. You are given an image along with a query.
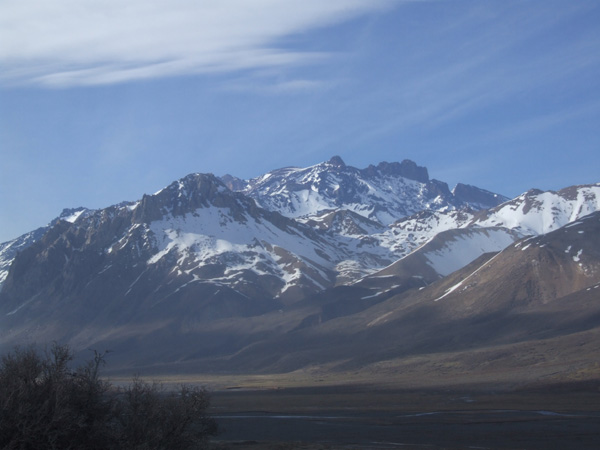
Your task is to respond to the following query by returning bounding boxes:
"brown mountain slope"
[208,212,600,377]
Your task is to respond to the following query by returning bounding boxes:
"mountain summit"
[327,155,346,167]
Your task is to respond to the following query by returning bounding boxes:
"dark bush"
[114,377,217,449]
[0,344,217,449]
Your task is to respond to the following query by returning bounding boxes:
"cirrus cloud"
[0,0,398,87]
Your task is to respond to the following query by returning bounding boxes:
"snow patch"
[361,291,384,300]
[62,210,86,223]
[6,299,33,316]
[425,229,515,277]
[367,311,394,327]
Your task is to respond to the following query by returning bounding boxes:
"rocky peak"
[133,173,234,223]
[362,159,429,183]
[221,174,247,191]
[327,155,346,168]
[452,183,508,209]
[428,179,452,199]
[58,207,87,219]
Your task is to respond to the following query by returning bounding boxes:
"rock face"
[0,157,599,377]
[0,207,90,288]
[452,183,505,209]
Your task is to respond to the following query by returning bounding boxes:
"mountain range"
[1,156,599,384]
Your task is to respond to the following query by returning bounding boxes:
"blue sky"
[1,0,599,243]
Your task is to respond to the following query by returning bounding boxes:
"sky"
[1,0,599,243]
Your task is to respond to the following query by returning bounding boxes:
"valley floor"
[202,381,600,450]
[106,339,600,449]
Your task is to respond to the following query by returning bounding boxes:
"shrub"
[0,344,217,449]
[114,377,217,450]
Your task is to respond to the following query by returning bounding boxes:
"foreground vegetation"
[0,344,217,450]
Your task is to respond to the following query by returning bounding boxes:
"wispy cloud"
[351,1,600,141]
[0,0,398,87]
[473,99,600,146]
[222,77,334,95]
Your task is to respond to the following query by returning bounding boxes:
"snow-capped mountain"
[0,174,350,321]
[472,184,600,235]
[129,173,352,301]
[2,162,599,301]
[0,158,510,294]
[362,183,600,267]
[225,156,508,225]
[309,184,600,312]
[1,157,600,377]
